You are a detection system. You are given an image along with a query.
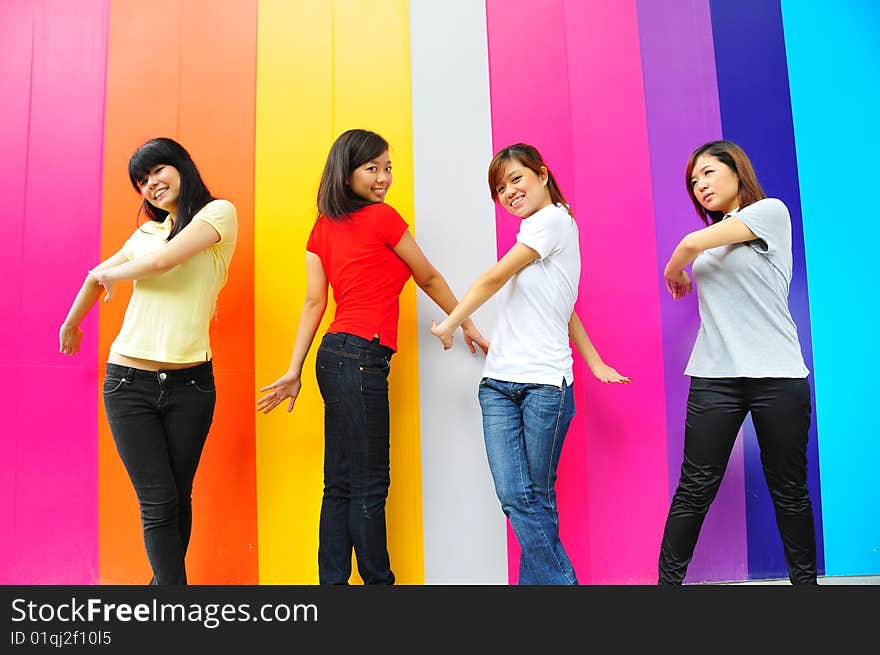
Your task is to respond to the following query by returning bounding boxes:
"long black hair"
[128,137,215,240]
[316,129,389,221]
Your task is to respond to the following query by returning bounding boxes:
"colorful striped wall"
[2,0,877,585]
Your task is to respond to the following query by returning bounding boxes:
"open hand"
[590,361,631,384]
[256,371,302,414]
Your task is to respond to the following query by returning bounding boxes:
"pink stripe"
[0,0,108,583]
[0,4,32,362]
[487,0,577,583]
[0,1,34,584]
[487,0,669,583]
[563,0,669,584]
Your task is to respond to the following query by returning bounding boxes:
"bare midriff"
[107,352,206,371]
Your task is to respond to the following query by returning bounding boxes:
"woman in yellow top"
[59,137,237,585]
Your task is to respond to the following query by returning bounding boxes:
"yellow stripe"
[335,0,424,585]
[255,0,423,583]
[254,0,333,583]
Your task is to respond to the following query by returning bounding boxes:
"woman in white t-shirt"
[658,139,816,585]
[59,137,237,584]
[431,143,629,585]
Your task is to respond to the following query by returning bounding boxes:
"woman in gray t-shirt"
[657,140,817,585]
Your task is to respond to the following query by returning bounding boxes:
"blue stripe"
[709,0,825,580]
[781,0,880,576]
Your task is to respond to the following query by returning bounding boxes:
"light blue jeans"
[478,377,578,585]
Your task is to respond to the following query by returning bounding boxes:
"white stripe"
[410,0,508,584]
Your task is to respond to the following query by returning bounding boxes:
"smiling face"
[493,157,552,219]
[689,154,740,216]
[349,150,392,203]
[137,164,181,214]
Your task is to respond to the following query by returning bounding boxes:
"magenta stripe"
[0,2,34,583]
[562,0,669,583]
[0,4,32,362]
[0,0,108,583]
[636,0,748,582]
[486,0,576,582]
[487,0,670,583]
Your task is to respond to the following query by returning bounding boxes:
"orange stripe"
[99,0,258,584]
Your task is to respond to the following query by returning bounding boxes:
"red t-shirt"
[306,202,412,351]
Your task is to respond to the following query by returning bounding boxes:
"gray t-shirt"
[684,197,809,378]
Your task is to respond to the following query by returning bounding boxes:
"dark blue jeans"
[658,376,816,585]
[315,332,395,585]
[102,361,216,585]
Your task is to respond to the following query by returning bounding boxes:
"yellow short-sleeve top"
[109,199,238,363]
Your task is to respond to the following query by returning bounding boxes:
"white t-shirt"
[483,203,580,386]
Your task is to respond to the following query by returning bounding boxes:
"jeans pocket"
[361,357,390,374]
[316,354,343,405]
[360,363,390,396]
[103,376,128,395]
[188,379,216,394]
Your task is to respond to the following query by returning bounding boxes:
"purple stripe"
[637,0,748,582]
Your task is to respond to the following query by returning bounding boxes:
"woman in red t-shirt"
[257,129,488,584]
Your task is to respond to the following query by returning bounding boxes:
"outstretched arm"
[430,242,538,350]
[90,220,221,301]
[256,252,328,414]
[393,231,489,355]
[59,249,129,355]
[664,217,757,299]
[568,311,630,384]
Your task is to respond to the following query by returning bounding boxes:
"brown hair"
[685,140,765,225]
[488,143,571,215]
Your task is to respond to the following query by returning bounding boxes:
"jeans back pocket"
[316,351,343,405]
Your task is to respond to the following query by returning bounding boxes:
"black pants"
[658,376,817,585]
[103,361,216,585]
[315,332,395,585]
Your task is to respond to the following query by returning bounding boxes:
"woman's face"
[349,151,392,203]
[690,154,740,215]
[137,164,181,214]
[494,158,552,219]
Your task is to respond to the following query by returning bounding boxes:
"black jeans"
[658,377,817,585]
[315,332,395,585]
[103,361,216,585]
